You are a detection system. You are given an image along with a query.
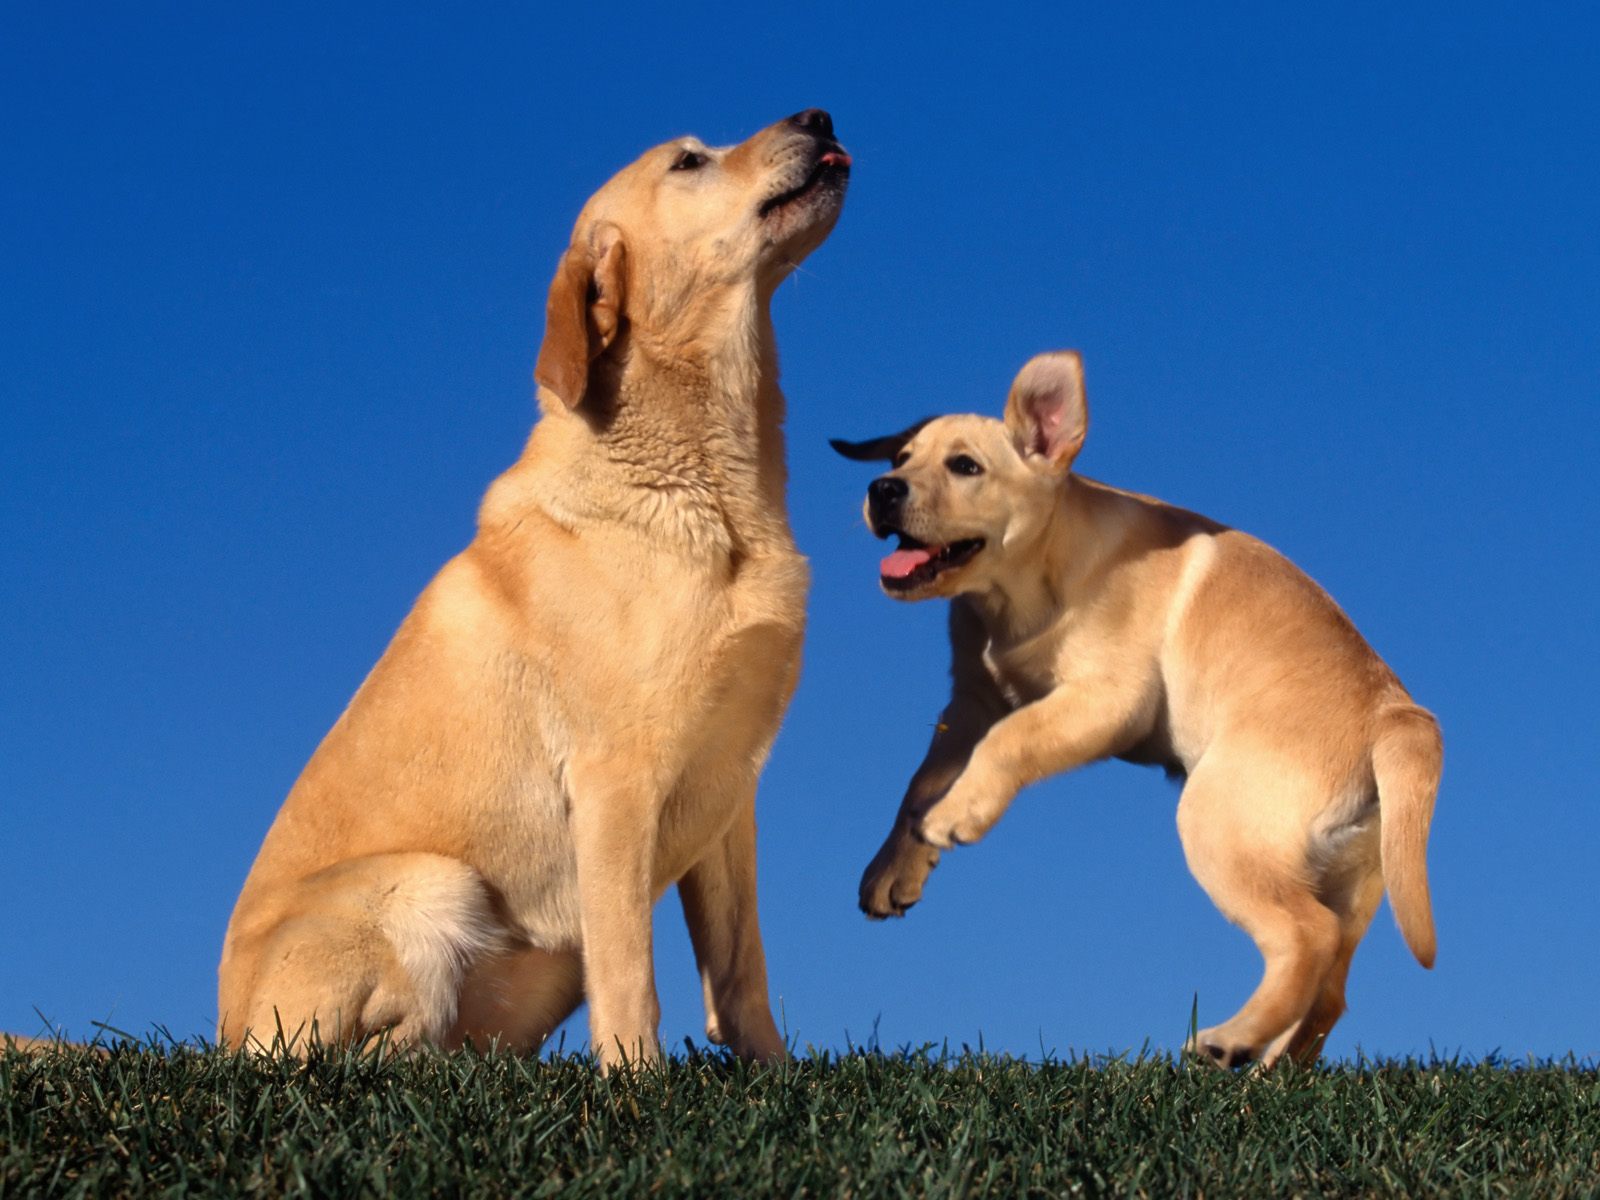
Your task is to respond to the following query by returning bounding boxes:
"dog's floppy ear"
[534,222,627,410]
[1003,351,1087,473]
[829,418,935,463]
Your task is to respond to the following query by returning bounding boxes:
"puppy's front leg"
[677,796,786,1062]
[918,678,1149,850]
[861,602,1010,918]
[570,758,665,1070]
[859,695,1001,918]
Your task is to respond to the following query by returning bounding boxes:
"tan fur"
[218,112,850,1069]
[840,351,1439,1067]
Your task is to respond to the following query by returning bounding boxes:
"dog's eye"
[670,149,708,172]
[893,451,911,469]
[946,454,984,477]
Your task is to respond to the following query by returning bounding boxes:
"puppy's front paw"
[916,790,997,850]
[859,837,940,919]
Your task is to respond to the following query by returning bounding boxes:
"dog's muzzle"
[867,476,907,533]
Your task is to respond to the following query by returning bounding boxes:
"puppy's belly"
[1116,722,1187,779]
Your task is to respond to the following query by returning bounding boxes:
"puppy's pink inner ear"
[1028,398,1065,458]
[1006,351,1086,468]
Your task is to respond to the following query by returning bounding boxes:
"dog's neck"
[967,478,1132,644]
[508,300,795,561]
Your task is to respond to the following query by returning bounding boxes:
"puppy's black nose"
[869,476,907,505]
[788,108,835,139]
[868,476,907,518]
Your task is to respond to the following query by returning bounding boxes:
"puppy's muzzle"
[867,476,907,533]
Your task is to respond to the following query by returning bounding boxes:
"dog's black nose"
[788,108,835,139]
[868,476,907,512]
[869,476,907,505]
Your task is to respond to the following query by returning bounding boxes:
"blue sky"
[4,2,1596,1061]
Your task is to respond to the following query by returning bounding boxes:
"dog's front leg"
[570,758,665,1071]
[917,680,1147,850]
[859,694,1002,918]
[861,604,1009,918]
[677,796,787,1063]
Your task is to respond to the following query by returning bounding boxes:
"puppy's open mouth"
[759,149,852,217]
[878,532,985,592]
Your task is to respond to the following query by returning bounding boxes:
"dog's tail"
[1373,701,1442,968]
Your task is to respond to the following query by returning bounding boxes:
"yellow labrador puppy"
[219,110,851,1068]
[832,351,1439,1067]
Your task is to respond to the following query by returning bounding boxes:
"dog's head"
[832,351,1088,600]
[535,110,851,410]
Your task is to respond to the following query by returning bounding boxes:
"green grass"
[4,1039,1598,1198]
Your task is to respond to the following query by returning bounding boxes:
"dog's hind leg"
[678,796,787,1063]
[446,944,585,1054]
[220,853,505,1054]
[1176,755,1342,1069]
[1268,859,1385,1064]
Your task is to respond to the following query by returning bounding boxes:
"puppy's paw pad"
[860,871,927,918]
[887,885,922,912]
[1191,1028,1258,1070]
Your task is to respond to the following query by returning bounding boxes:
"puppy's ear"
[534,223,627,410]
[829,418,935,463]
[1004,351,1087,472]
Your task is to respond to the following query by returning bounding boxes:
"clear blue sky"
[4,2,1596,1062]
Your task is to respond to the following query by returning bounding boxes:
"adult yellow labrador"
[219,110,851,1068]
[834,351,1439,1067]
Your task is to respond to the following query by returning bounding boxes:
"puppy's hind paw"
[1188,1026,1259,1071]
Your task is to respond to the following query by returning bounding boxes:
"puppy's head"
[536,110,851,410]
[832,351,1088,600]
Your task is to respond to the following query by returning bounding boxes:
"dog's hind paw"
[1189,1026,1260,1071]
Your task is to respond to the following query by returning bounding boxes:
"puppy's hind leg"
[1268,855,1385,1064]
[1176,755,1341,1069]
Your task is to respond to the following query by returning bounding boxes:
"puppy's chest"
[982,637,1064,709]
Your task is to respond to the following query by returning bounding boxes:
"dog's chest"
[982,637,1061,709]
[701,545,810,676]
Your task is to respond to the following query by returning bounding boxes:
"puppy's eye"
[946,454,984,477]
[670,149,708,172]
[893,451,911,469]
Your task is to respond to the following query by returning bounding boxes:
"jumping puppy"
[219,110,851,1068]
[833,351,1439,1066]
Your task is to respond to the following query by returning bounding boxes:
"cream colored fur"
[218,111,851,1068]
[836,351,1439,1067]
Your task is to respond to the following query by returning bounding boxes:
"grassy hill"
[4,1039,1597,1196]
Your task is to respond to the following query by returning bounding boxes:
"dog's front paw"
[916,791,997,849]
[859,835,940,919]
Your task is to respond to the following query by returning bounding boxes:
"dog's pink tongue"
[881,546,934,579]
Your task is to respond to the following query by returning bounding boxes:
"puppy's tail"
[1373,702,1442,968]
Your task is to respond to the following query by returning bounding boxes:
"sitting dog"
[218,110,851,1068]
[832,350,1439,1066]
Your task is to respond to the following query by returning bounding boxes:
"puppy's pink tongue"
[881,547,933,579]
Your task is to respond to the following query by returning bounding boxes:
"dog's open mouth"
[879,532,985,592]
[759,149,851,217]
